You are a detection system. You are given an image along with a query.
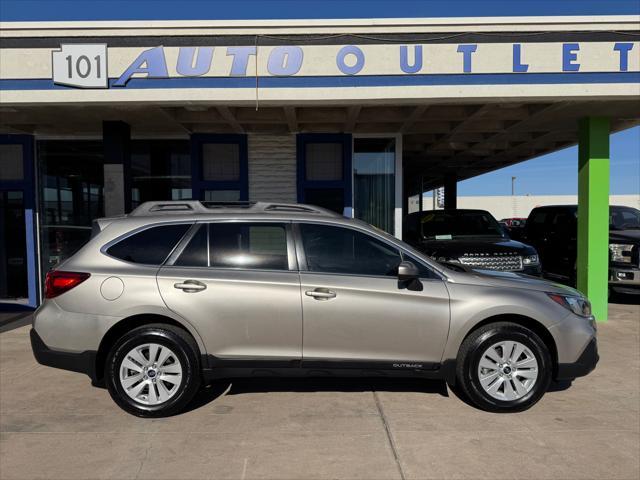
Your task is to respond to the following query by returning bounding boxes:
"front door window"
[299,223,402,277]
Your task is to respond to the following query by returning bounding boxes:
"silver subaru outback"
[31,201,598,417]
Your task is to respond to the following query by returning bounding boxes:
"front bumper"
[555,338,599,380]
[521,264,543,276]
[30,328,98,383]
[609,265,640,294]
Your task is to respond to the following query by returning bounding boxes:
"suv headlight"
[609,243,633,263]
[547,293,592,317]
[522,254,539,266]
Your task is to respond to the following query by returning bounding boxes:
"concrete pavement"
[1,303,638,479]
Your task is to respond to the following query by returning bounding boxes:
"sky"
[1,0,638,21]
[458,126,640,196]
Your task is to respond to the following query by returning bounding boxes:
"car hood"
[445,266,581,296]
[610,229,640,243]
[417,237,536,258]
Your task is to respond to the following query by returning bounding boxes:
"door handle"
[174,280,207,293]
[305,288,336,300]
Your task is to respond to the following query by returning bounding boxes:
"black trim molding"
[2,31,636,49]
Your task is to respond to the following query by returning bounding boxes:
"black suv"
[403,209,542,275]
[524,205,640,295]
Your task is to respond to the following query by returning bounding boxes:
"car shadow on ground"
[183,377,450,414]
[0,312,33,334]
[609,292,640,305]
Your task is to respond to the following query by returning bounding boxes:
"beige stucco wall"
[248,134,297,203]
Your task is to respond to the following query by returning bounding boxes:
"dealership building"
[0,4,639,320]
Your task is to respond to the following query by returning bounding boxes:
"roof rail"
[201,201,257,209]
[128,200,339,217]
[129,201,208,216]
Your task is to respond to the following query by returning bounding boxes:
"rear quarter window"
[106,224,191,265]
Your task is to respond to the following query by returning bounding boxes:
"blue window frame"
[0,134,38,309]
[296,133,352,215]
[190,134,248,202]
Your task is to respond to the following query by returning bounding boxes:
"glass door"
[0,136,37,308]
[353,137,397,235]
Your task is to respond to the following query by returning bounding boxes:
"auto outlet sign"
[51,42,640,89]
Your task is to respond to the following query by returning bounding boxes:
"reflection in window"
[0,191,28,300]
[204,190,241,202]
[300,223,401,277]
[202,143,240,181]
[130,140,191,208]
[38,141,104,273]
[305,143,343,181]
[210,223,288,270]
[353,138,395,234]
[0,144,24,181]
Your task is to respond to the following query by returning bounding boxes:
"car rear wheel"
[106,324,201,417]
[455,322,552,412]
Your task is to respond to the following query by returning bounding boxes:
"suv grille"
[459,253,523,271]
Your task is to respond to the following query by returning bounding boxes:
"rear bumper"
[555,338,599,380]
[30,328,98,383]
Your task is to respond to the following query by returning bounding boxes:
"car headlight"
[547,293,592,317]
[609,243,633,263]
[522,254,539,266]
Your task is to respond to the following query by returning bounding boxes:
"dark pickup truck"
[403,209,542,276]
[523,205,640,296]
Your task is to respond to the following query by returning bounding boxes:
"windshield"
[419,211,505,240]
[610,207,640,230]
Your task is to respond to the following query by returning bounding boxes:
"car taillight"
[45,271,90,299]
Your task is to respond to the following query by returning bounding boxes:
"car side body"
[31,201,598,416]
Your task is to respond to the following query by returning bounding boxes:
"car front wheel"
[455,322,552,413]
[106,324,201,417]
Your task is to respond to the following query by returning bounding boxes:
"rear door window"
[106,224,191,265]
[175,222,290,270]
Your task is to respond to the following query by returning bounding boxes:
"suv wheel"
[106,324,201,417]
[455,322,552,412]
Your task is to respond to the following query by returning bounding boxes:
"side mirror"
[398,261,420,281]
[397,261,422,291]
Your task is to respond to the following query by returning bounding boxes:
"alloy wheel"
[477,340,539,401]
[119,343,183,405]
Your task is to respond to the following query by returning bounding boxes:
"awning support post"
[444,174,457,209]
[577,117,610,322]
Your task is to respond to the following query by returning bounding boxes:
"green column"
[577,117,610,322]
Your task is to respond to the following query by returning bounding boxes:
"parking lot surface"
[1,302,639,480]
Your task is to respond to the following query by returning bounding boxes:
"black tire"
[455,322,552,413]
[105,324,201,417]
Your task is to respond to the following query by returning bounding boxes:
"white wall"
[409,194,640,219]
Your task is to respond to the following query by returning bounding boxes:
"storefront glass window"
[202,143,240,181]
[0,191,28,301]
[204,190,241,202]
[353,138,396,234]
[38,140,104,273]
[0,144,24,181]
[305,143,343,181]
[130,140,191,208]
